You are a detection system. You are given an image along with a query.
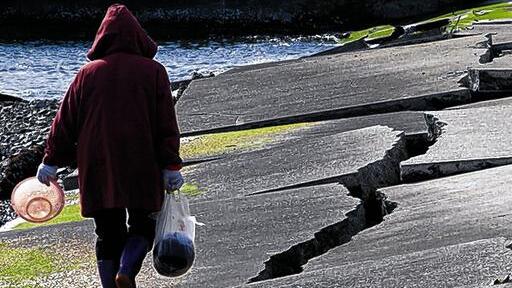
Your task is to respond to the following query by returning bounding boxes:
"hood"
[87,4,157,61]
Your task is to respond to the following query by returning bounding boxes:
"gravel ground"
[0,201,15,228]
[0,220,96,287]
[0,220,184,287]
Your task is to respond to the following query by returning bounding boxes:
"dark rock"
[191,72,215,80]
[62,169,79,191]
[494,275,511,285]
[0,99,59,203]
[0,144,44,200]
[0,93,23,102]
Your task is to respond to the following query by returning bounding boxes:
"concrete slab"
[160,184,358,288]
[185,125,404,201]
[247,164,512,287]
[177,36,486,134]
[247,238,512,288]
[401,104,512,181]
[0,184,360,288]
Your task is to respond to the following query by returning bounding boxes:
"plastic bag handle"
[165,189,190,216]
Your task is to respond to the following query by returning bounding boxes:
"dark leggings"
[93,209,156,261]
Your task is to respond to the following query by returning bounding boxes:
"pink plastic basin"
[11,177,65,223]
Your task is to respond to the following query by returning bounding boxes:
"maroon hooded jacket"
[43,4,182,217]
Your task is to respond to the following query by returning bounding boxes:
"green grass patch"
[15,204,84,230]
[340,25,395,44]
[180,183,203,197]
[181,123,311,158]
[0,243,73,285]
[439,2,512,31]
[339,2,512,46]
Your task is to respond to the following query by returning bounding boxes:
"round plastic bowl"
[11,177,65,223]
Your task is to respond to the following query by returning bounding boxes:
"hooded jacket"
[43,4,182,217]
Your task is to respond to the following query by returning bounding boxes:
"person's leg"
[116,209,156,288]
[93,209,127,288]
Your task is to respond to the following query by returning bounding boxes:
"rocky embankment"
[0,99,59,226]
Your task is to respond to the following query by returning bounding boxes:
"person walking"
[36,4,184,288]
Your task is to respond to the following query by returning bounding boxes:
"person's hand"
[36,163,58,186]
[162,169,184,191]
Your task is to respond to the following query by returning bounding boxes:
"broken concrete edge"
[172,72,216,103]
[455,31,512,64]
[472,33,512,65]
[400,157,512,183]
[423,113,445,142]
[180,89,471,137]
[248,128,410,283]
[465,68,512,92]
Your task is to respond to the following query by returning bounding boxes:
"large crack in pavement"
[247,102,512,284]
[248,199,397,282]
[248,119,440,283]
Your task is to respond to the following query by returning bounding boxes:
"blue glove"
[36,163,58,186]
[162,170,184,191]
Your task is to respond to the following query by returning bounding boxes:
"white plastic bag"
[153,191,201,277]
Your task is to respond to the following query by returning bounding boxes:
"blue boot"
[116,236,149,288]
[97,260,118,288]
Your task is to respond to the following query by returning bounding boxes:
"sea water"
[0,36,338,100]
